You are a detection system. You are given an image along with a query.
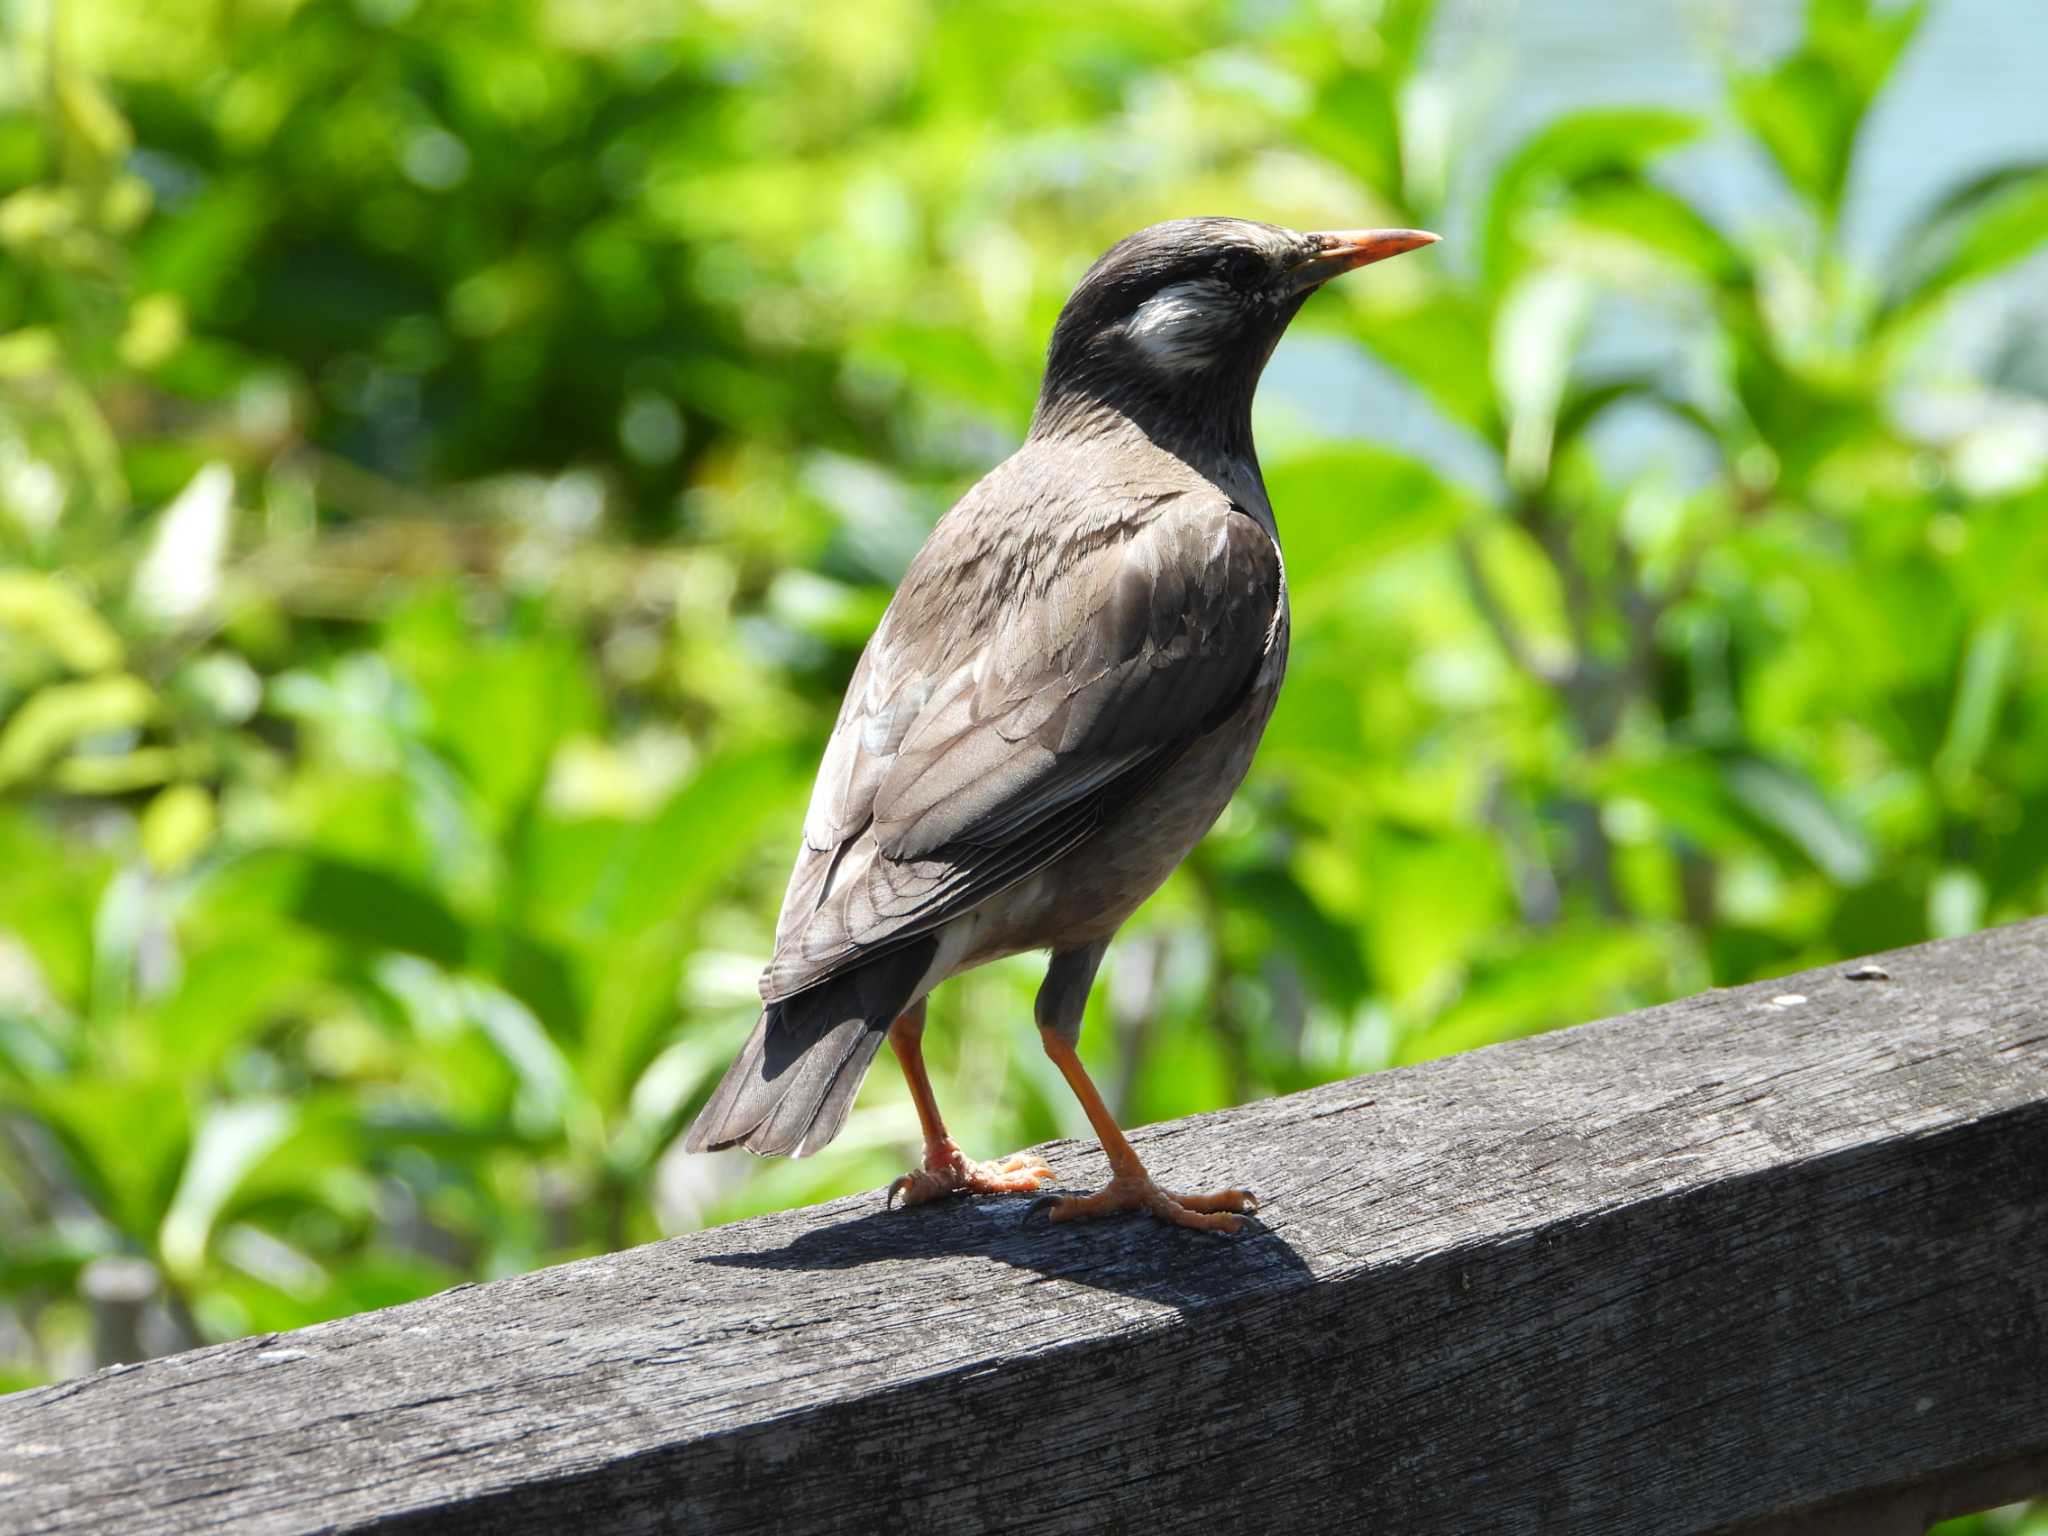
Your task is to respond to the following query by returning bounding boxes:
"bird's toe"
[1165,1186,1257,1216]
[963,1153,1057,1194]
[1037,1172,1258,1235]
[1149,1198,1251,1234]
[993,1151,1056,1183]
[887,1148,1058,1208]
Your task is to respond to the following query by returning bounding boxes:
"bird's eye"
[1221,248,1265,290]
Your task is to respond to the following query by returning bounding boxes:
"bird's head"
[1032,217,1439,457]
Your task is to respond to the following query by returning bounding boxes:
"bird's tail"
[683,938,936,1158]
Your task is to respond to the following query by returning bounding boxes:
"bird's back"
[764,429,1286,1004]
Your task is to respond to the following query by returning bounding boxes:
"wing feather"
[763,469,1279,1003]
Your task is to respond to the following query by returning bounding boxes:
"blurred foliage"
[2,0,2046,1425]
[1936,1505,2048,1536]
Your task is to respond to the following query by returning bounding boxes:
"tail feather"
[684,938,936,1158]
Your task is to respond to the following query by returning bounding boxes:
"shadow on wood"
[699,1194,1314,1312]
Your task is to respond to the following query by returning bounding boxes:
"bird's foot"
[1037,1172,1258,1234]
[887,1138,1055,1209]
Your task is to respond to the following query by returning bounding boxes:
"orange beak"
[1287,228,1440,291]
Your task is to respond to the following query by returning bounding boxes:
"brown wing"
[761,473,1280,1003]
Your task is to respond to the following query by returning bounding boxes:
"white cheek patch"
[1126,278,1238,373]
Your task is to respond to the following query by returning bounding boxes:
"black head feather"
[1031,218,1327,465]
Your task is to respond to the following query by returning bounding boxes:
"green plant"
[1,0,2044,1403]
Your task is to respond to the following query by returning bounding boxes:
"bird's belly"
[962,652,1287,965]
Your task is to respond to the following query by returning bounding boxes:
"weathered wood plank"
[3,920,2046,1535]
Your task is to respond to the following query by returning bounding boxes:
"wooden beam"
[4,920,2046,1534]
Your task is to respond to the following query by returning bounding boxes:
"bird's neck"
[1027,374,1261,487]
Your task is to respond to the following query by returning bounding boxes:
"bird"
[685,217,1439,1231]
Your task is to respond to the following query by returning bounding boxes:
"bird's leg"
[885,1000,1055,1208]
[1031,943,1257,1234]
[1036,1029,1259,1232]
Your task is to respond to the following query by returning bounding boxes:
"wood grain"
[4,920,2046,1534]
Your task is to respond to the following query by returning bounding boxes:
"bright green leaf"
[1482,108,1701,289]
[141,783,215,875]
[0,674,157,787]
[0,571,122,673]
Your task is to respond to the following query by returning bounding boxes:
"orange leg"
[885,1004,1055,1208]
[1037,1027,1258,1234]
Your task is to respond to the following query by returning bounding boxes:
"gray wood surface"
[4,920,2046,1535]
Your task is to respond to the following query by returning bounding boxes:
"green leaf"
[51,60,133,171]
[1731,0,1926,218]
[1346,288,1498,439]
[1731,61,1858,217]
[0,808,107,1012]
[373,954,582,1138]
[1220,866,1371,1007]
[1482,108,1701,290]
[1396,922,1665,1064]
[1552,376,1719,458]
[140,783,215,875]
[1263,445,1478,608]
[0,571,122,673]
[613,1035,733,1173]
[1596,748,1873,885]
[160,1098,296,1280]
[1374,0,1440,82]
[551,744,808,1114]
[385,599,602,834]
[1809,0,1927,96]
[321,1253,462,1316]
[0,673,157,787]
[144,928,333,1076]
[210,852,470,968]
[1935,612,2018,790]
[308,864,467,964]
[462,978,579,1138]
[1363,828,1511,1006]
[1721,753,1873,885]
[1492,268,1592,491]
[0,1010,69,1078]
[1561,180,1748,289]
[1297,69,1404,202]
[855,324,1028,427]
[223,1092,378,1221]
[14,1075,191,1243]
[135,175,270,318]
[1881,162,2048,328]
[601,744,810,939]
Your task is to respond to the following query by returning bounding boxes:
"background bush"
[2,13,2045,1507]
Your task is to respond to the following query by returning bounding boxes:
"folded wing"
[762,486,1280,1002]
